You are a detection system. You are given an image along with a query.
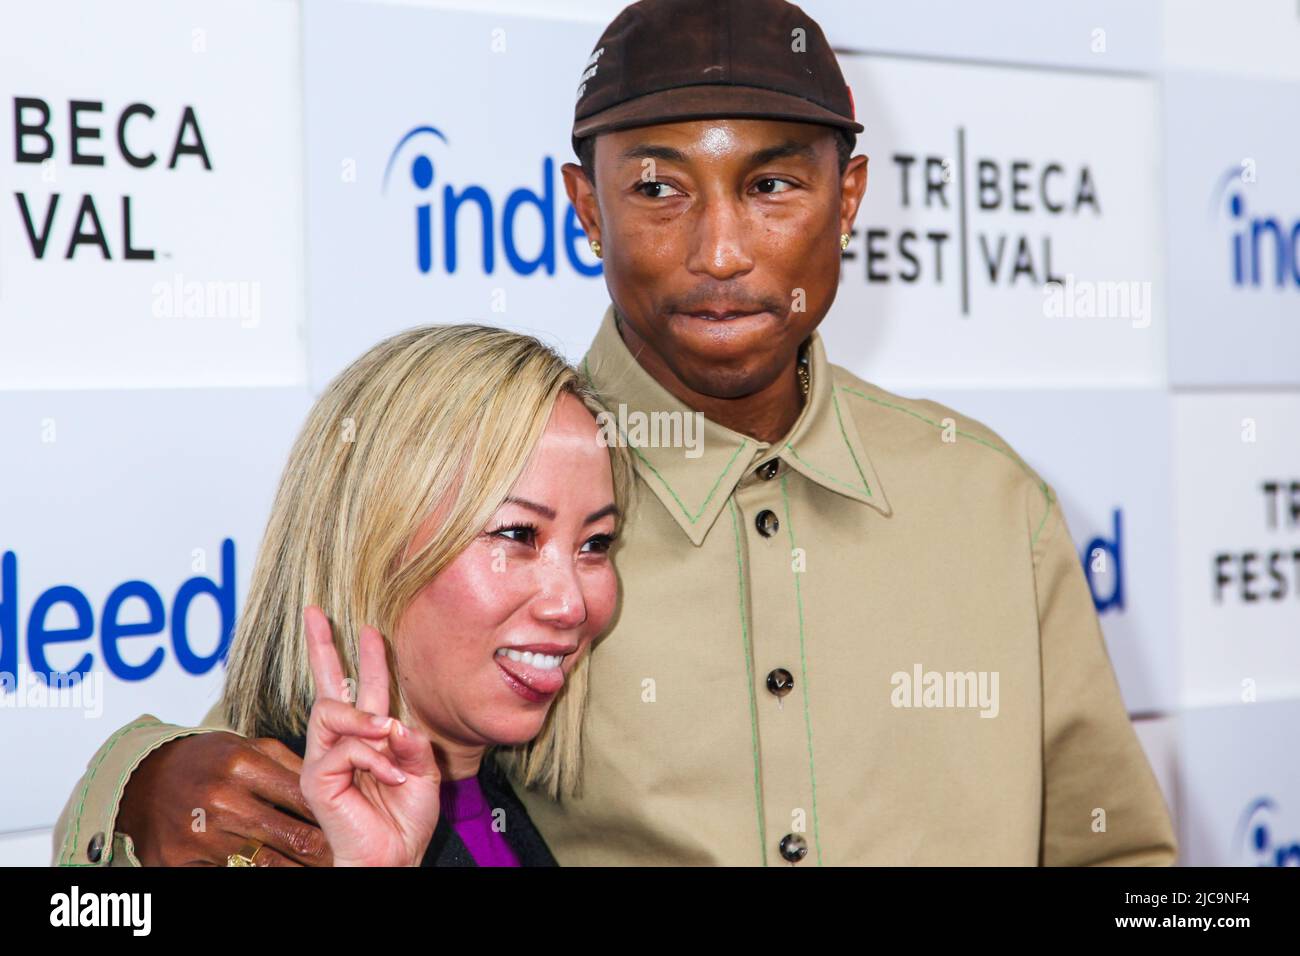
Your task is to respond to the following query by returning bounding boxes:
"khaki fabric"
[52,303,1176,867]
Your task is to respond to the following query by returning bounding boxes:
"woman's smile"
[494,645,577,702]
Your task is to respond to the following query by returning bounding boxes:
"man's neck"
[615,312,806,444]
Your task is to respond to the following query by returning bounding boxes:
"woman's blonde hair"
[219,324,632,799]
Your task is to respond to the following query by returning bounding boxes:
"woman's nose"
[531,549,588,628]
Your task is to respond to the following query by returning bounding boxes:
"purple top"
[440,775,520,867]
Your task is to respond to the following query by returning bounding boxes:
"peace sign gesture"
[298,605,441,867]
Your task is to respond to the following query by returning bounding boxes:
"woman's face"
[393,392,620,749]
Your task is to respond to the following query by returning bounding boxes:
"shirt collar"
[580,304,892,546]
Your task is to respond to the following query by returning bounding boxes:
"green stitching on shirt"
[728,498,769,866]
[62,717,157,865]
[783,442,870,497]
[629,439,749,525]
[838,385,1054,548]
[780,473,823,866]
[831,389,876,498]
[582,352,749,526]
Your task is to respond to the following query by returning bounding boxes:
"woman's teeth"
[496,648,563,670]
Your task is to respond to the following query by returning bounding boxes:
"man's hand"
[116,731,333,867]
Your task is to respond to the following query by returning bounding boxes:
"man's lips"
[678,309,769,321]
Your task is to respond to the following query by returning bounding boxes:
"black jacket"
[279,733,558,867]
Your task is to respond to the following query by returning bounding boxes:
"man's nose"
[531,547,588,628]
[684,196,754,281]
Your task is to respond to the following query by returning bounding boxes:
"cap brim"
[573,83,865,142]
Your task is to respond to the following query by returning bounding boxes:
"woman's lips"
[495,654,566,702]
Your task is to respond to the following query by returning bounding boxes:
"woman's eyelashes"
[487,521,539,547]
[485,522,617,555]
[581,532,617,554]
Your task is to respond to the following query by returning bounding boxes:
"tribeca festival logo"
[11,95,210,261]
[0,541,238,709]
[10,94,260,325]
[1210,162,1300,291]
[382,124,602,278]
[849,130,1150,327]
[1212,479,1300,605]
[1234,797,1300,866]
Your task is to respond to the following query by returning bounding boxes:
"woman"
[217,324,632,865]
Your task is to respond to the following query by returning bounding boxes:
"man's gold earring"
[839,233,850,250]
[590,238,603,258]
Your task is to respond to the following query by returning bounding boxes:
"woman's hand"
[299,605,441,867]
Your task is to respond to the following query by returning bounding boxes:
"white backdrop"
[2,0,1297,867]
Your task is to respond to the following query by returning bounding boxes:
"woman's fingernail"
[372,715,392,730]
[394,720,408,737]
[395,770,407,783]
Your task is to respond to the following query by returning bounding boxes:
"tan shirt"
[52,304,1176,866]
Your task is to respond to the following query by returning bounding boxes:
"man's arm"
[52,704,332,867]
[1032,484,1178,866]
[52,713,223,866]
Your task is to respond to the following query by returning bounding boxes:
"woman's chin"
[482,711,550,748]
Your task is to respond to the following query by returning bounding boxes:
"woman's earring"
[839,233,850,250]
[590,238,603,258]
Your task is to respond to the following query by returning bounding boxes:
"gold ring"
[226,840,265,867]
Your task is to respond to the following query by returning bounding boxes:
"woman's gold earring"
[839,233,850,250]
[590,238,603,258]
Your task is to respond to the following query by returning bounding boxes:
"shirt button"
[757,459,780,480]
[755,509,779,537]
[86,832,105,863]
[766,668,795,698]
[779,833,808,863]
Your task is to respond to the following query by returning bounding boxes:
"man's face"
[563,118,867,400]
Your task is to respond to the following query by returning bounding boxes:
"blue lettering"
[171,538,236,674]
[27,585,94,684]
[1227,190,1300,289]
[502,158,555,276]
[102,580,166,681]
[1081,508,1125,614]
[386,126,602,278]
[0,540,236,692]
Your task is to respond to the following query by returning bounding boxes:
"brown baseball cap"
[571,0,864,157]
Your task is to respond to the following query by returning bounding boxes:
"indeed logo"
[1234,797,1300,866]
[1211,166,1300,290]
[383,125,602,278]
[1080,507,1126,615]
[0,540,236,692]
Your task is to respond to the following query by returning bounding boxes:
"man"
[53,0,1176,866]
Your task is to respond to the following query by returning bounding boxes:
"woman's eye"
[754,178,793,194]
[581,534,615,554]
[492,525,537,546]
[638,180,681,199]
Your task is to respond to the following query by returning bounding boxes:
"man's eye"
[638,181,681,199]
[754,178,795,194]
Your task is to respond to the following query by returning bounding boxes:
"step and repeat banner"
[1,0,1296,866]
